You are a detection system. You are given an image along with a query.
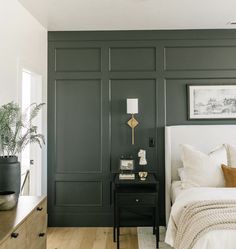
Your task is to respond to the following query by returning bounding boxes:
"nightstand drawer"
[117,193,156,206]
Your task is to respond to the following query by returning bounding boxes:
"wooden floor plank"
[47,227,138,249]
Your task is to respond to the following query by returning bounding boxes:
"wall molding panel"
[55,180,103,207]
[164,46,236,71]
[55,47,102,72]
[48,30,236,226]
[54,79,103,174]
[109,47,156,72]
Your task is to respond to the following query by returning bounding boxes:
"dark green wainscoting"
[48,30,236,226]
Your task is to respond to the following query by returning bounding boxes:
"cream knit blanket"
[174,200,236,249]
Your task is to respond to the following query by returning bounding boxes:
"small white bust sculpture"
[138,149,147,165]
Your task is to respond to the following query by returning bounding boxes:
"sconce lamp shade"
[127,98,138,114]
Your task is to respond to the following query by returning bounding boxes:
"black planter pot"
[0,156,21,198]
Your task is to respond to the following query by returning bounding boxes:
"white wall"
[0,0,47,194]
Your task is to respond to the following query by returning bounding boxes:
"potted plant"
[0,102,45,199]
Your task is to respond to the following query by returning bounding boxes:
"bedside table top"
[114,173,157,185]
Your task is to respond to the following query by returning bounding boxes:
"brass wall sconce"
[126,98,139,145]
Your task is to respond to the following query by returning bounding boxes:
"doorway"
[20,68,43,196]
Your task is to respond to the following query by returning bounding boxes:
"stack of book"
[119,173,135,180]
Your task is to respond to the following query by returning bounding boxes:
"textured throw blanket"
[174,200,236,249]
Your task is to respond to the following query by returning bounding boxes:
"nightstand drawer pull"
[11,232,19,238]
[37,206,43,211]
[135,199,140,202]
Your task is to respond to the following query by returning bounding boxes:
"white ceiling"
[18,0,236,31]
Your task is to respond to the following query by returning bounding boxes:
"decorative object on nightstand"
[113,173,159,249]
[126,98,139,145]
[138,149,148,181]
[119,155,135,180]
[138,171,148,181]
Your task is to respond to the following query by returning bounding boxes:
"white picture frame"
[188,84,236,120]
[120,159,134,171]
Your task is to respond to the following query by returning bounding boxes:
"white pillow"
[178,167,202,188]
[224,144,236,167]
[180,144,227,187]
[177,167,184,180]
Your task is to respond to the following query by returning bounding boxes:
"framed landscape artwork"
[188,84,236,120]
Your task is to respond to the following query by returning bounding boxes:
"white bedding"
[165,187,236,249]
[171,181,183,203]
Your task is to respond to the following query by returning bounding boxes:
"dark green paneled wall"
[48,30,236,227]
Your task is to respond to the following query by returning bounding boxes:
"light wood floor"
[47,227,138,249]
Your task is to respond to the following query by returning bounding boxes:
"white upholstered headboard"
[165,125,236,224]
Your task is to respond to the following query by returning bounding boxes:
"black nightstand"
[113,173,159,249]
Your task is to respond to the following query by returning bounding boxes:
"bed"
[165,125,236,249]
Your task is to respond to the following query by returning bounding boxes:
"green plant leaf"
[0,102,45,157]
